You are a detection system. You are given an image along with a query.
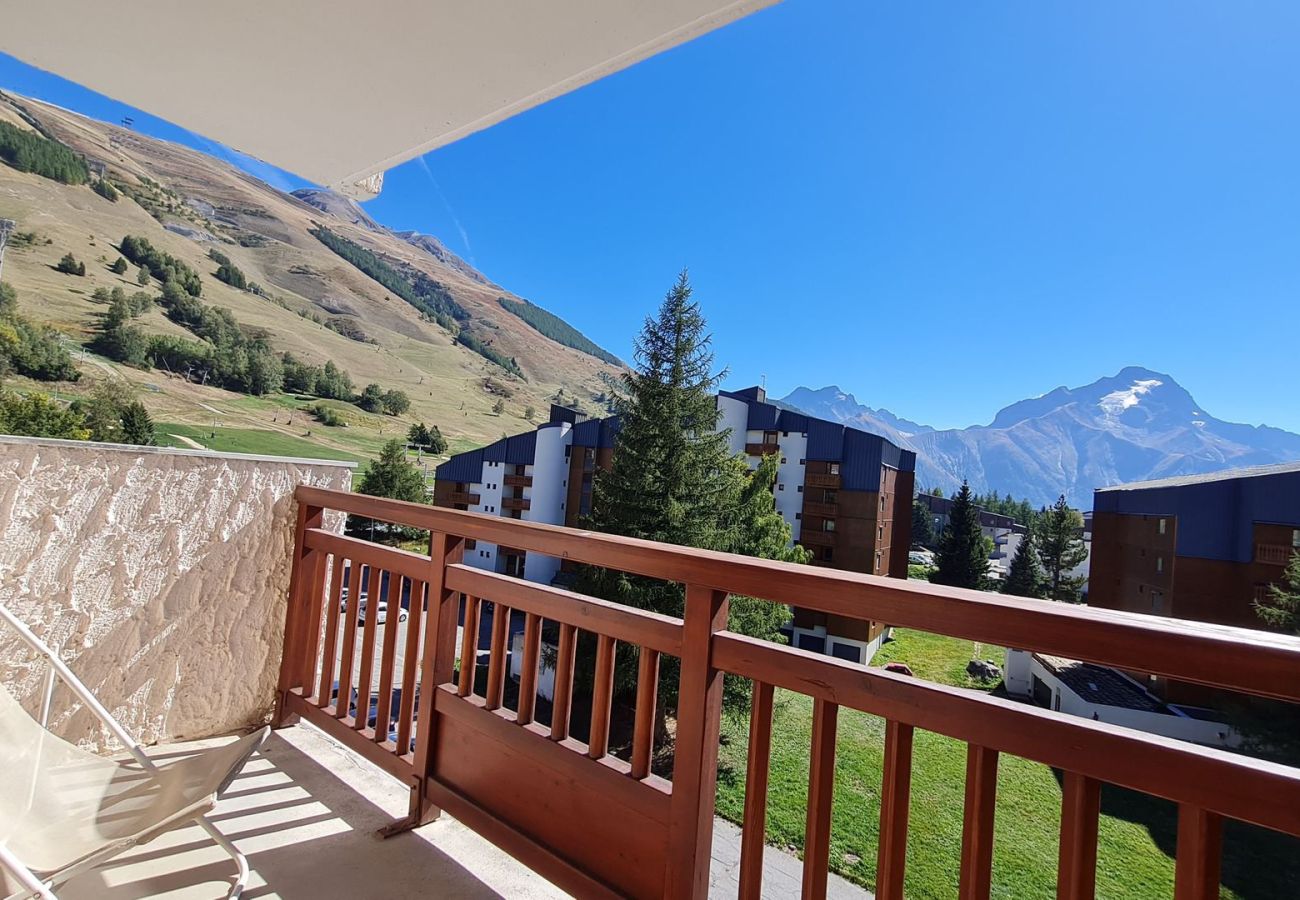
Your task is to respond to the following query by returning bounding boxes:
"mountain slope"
[782,369,1300,508]
[0,90,621,456]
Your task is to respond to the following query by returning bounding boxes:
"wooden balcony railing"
[805,473,841,489]
[802,501,837,518]
[504,474,533,488]
[744,442,779,456]
[1256,543,1295,566]
[447,490,479,506]
[277,486,1300,900]
[502,496,531,511]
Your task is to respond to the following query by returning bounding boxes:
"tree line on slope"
[308,225,524,378]
[497,295,621,365]
[0,120,89,185]
[0,282,80,382]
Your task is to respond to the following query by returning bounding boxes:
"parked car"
[340,564,426,626]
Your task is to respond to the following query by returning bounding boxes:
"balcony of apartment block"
[447,490,480,506]
[804,472,842,489]
[799,528,837,548]
[745,441,780,457]
[1255,543,1295,566]
[803,500,838,518]
[4,434,1300,900]
[502,496,531,512]
[503,474,533,488]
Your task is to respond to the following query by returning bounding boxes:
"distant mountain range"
[781,368,1300,508]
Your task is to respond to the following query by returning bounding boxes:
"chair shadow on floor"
[60,728,520,900]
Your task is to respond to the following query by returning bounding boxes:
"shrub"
[309,404,346,427]
[110,257,129,275]
[56,253,86,276]
[91,178,119,202]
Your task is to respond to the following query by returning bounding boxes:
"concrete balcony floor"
[61,722,869,899]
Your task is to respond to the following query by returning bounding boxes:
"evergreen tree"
[110,257,129,275]
[119,401,155,445]
[1037,495,1089,602]
[0,390,90,439]
[56,253,85,276]
[1255,550,1300,635]
[911,498,935,548]
[579,272,806,716]
[358,439,428,503]
[930,480,990,589]
[1002,530,1044,599]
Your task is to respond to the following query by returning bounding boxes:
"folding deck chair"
[0,605,268,899]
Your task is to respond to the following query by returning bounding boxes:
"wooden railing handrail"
[715,632,1300,836]
[296,485,1300,703]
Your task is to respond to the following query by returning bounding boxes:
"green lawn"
[154,421,367,472]
[714,629,1299,899]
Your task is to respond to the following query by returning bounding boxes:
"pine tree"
[930,480,990,589]
[119,402,155,445]
[1002,530,1044,599]
[580,272,805,715]
[1037,495,1089,602]
[1255,550,1300,635]
[359,439,428,503]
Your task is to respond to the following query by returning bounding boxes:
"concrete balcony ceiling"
[1,0,777,198]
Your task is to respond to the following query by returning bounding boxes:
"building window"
[829,463,840,475]
[1293,528,1300,547]
[799,458,805,465]
[778,484,785,491]
[875,551,882,571]
[797,485,804,493]
[795,512,802,520]
[821,547,834,562]
[824,519,835,532]
[1158,518,1167,535]
[878,525,884,539]
[781,457,787,464]
[1156,556,1164,573]
[782,431,789,437]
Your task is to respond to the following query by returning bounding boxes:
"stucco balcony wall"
[0,436,353,751]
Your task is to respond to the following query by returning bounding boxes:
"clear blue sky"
[4,1,1300,431]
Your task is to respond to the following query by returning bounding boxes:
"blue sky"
[4,1,1300,431]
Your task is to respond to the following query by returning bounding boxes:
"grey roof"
[1035,655,1167,714]
[1096,459,1300,493]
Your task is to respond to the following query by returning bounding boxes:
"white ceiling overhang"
[2,1,776,198]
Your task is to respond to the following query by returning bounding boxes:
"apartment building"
[1090,461,1300,703]
[433,386,916,664]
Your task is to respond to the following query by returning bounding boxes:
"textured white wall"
[0,437,352,752]
[524,423,572,585]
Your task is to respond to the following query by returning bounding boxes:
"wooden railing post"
[384,529,463,836]
[665,584,729,899]
[274,500,324,727]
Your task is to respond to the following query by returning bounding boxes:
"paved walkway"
[60,721,870,899]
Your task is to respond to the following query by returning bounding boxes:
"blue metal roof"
[1094,468,1300,562]
[435,447,484,483]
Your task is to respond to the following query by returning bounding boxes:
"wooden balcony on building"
[447,491,480,506]
[799,529,837,548]
[1256,543,1295,566]
[805,473,841,489]
[502,496,531,511]
[803,501,837,518]
[745,442,780,456]
[280,486,1300,900]
[504,474,533,488]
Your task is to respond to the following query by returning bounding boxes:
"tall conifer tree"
[1001,530,1044,599]
[930,481,990,589]
[1037,495,1089,602]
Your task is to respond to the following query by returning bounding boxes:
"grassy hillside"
[0,90,623,467]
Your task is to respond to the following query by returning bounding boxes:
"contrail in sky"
[416,155,476,267]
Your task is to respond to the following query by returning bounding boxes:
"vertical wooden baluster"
[315,554,345,708]
[738,680,775,900]
[958,745,1000,900]
[354,567,383,731]
[410,532,464,829]
[550,622,578,740]
[664,584,729,900]
[458,595,481,697]
[1057,772,1101,900]
[1174,805,1223,900]
[876,720,915,900]
[516,613,542,725]
[335,560,362,720]
[630,648,661,779]
[374,574,404,744]
[297,539,330,692]
[395,579,425,754]
[484,602,510,711]
[588,634,616,758]
[802,698,839,900]
[275,501,323,726]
